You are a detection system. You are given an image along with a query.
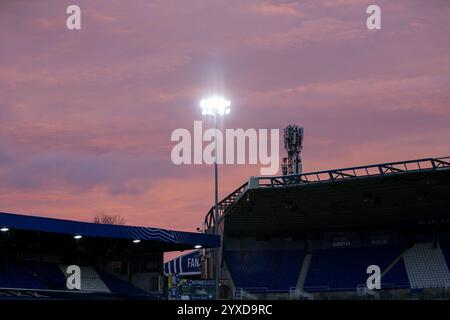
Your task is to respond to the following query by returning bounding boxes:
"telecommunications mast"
[281,125,304,175]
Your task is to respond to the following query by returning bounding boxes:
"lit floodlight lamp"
[133,239,141,244]
[194,244,202,249]
[0,227,9,232]
[200,96,231,116]
[74,234,83,240]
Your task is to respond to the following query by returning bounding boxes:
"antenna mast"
[282,125,304,175]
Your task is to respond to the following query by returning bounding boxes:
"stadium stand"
[23,261,67,290]
[98,271,148,296]
[0,211,220,299]
[380,257,410,289]
[59,265,110,292]
[303,246,407,292]
[1,259,148,296]
[403,243,450,289]
[222,241,450,297]
[0,258,46,290]
[211,157,450,299]
[224,250,304,292]
[223,244,418,295]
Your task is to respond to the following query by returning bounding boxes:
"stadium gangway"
[203,157,450,232]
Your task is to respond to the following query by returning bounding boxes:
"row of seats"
[0,259,146,296]
[97,271,148,296]
[24,261,67,290]
[403,243,450,289]
[59,265,111,292]
[380,258,410,289]
[0,258,46,290]
[224,250,304,292]
[304,246,408,291]
[225,243,450,293]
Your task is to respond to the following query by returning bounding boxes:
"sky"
[0,0,449,258]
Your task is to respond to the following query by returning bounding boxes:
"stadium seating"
[304,246,407,292]
[59,265,110,292]
[98,271,148,296]
[0,258,146,297]
[0,259,46,289]
[403,243,450,289]
[380,258,410,289]
[224,250,304,292]
[24,261,67,290]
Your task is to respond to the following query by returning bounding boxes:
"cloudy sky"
[1,0,449,243]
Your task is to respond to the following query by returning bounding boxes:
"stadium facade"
[201,157,450,300]
[0,212,219,299]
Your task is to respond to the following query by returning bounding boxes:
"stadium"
[3,153,448,300]
[200,155,450,300]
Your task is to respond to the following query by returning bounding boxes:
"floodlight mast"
[282,125,304,175]
[200,96,231,300]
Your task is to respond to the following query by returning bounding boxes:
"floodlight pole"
[214,114,220,300]
[200,96,229,299]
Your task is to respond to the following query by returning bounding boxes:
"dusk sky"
[1,0,449,252]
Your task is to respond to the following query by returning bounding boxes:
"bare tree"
[93,212,126,225]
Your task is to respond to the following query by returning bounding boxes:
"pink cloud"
[245,75,450,115]
[244,17,364,49]
[243,2,304,17]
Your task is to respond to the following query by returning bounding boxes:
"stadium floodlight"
[0,227,9,232]
[133,239,141,244]
[194,244,202,249]
[74,235,83,240]
[200,95,231,300]
[200,96,231,116]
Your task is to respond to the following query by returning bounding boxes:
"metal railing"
[254,157,450,188]
[204,182,248,233]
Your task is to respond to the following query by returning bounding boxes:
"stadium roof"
[205,157,450,237]
[0,211,219,251]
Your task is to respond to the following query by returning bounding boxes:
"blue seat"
[0,259,46,290]
[24,261,67,290]
[304,246,409,292]
[98,271,148,296]
[224,250,304,292]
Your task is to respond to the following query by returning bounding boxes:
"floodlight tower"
[282,125,304,175]
[200,96,231,300]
